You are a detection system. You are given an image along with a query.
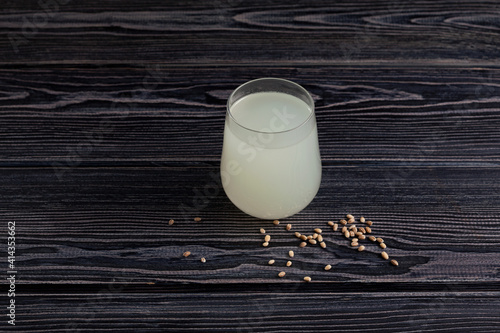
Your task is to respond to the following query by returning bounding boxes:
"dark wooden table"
[1,1,500,331]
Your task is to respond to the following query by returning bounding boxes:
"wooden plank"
[13,292,500,332]
[1,1,500,65]
[1,1,499,330]
[3,165,499,283]
[0,66,499,165]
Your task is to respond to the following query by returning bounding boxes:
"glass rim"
[226,77,315,135]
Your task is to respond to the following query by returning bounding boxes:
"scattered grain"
[295,232,301,238]
[278,271,286,278]
[268,259,275,265]
[366,220,373,226]
[327,221,334,226]
[349,231,355,237]
[358,234,366,240]
[380,243,387,249]
[333,223,338,231]
[194,217,202,222]
[286,224,292,231]
[346,214,354,220]
[262,242,269,247]
[368,236,376,242]
[303,276,312,282]
[312,233,319,239]
[168,219,175,226]
[309,239,317,245]
[340,219,347,225]
[307,235,313,240]
[264,235,271,242]
[342,226,347,233]
[286,261,292,267]
[299,242,307,248]
[314,228,323,234]
[201,257,206,263]
[289,250,295,258]
[324,264,332,271]
[300,235,308,241]
[365,226,372,233]
[260,228,266,234]
[359,227,366,233]
[344,230,350,238]
[320,242,326,248]
[391,259,399,266]
[351,241,359,247]
[358,245,366,252]
[381,251,389,260]
[273,220,280,225]
[360,216,365,223]
[376,237,384,243]
[183,251,191,257]
[317,235,323,242]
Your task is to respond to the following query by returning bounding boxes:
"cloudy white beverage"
[221,78,321,219]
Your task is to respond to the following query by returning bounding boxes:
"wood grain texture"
[0,0,499,330]
[11,292,500,332]
[0,0,499,65]
[2,166,498,284]
[0,66,499,165]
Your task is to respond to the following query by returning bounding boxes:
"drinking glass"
[220,78,321,219]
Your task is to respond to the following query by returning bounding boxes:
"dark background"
[1,0,499,331]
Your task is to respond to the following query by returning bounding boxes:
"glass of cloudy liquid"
[221,78,321,219]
